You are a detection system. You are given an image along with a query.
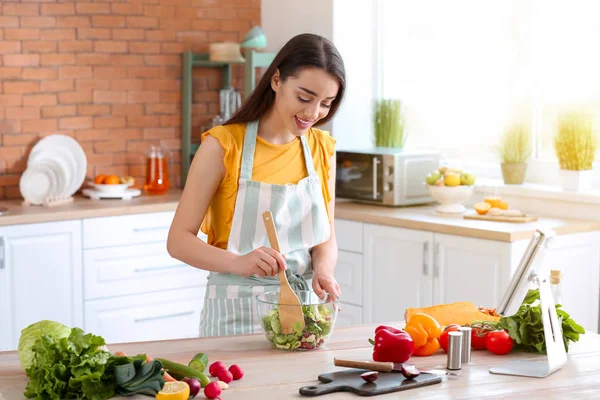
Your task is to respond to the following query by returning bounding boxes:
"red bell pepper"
[368,325,414,363]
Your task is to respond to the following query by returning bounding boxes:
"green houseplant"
[373,99,406,148]
[554,111,597,191]
[498,122,532,184]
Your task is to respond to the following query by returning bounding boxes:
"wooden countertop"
[335,201,600,242]
[0,190,181,227]
[1,323,599,399]
[0,192,598,242]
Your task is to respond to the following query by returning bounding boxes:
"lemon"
[156,381,190,400]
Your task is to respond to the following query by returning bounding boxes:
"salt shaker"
[447,331,463,370]
[459,326,472,364]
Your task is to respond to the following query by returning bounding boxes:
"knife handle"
[333,358,393,372]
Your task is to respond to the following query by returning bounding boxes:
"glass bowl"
[255,290,339,351]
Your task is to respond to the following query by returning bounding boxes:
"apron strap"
[286,269,311,292]
[300,136,317,176]
[240,120,259,180]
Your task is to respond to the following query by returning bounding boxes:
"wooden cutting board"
[463,212,538,223]
[298,369,442,397]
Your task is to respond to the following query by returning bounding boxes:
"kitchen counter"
[0,190,181,227]
[335,200,600,242]
[0,191,598,242]
[1,323,599,399]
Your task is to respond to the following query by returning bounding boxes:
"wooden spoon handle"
[262,211,280,252]
[333,358,394,373]
[262,211,287,282]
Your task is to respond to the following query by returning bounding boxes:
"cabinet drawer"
[83,211,175,249]
[84,242,208,300]
[335,219,363,253]
[84,287,204,344]
[336,303,363,328]
[334,251,363,306]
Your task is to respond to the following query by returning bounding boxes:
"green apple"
[426,171,441,185]
[460,172,476,186]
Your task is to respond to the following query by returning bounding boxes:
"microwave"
[335,148,441,206]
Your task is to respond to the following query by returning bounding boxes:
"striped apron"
[199,120,331,337]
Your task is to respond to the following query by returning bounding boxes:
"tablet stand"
[489,271,567,378]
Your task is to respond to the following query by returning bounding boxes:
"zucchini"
[156,358,211,387]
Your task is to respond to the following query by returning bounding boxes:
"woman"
[167,33,346,337]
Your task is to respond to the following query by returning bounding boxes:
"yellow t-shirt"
[200,123,336,250]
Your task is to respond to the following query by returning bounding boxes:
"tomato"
[439,324,461,353]
[471,327,489,350]
[485,330,514,355]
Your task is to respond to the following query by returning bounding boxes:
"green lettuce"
[23,327,115,400]
[18,320,71,371]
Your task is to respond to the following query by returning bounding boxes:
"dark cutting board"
[299,369,442,397]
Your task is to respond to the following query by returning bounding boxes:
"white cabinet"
[0,220,82,351]
[85,287,204,345]
[433,233,510,308]
[363,224,433,324]
[82,211,208,344]
[335,218,600,333]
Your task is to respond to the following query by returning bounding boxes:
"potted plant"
[498,122,532,184]
[554,111,597,191]
[373,99,406,148]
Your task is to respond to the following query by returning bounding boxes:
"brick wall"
[0,0,259,199]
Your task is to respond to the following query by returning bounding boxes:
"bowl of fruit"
[92,174,135,194]
[425,166,476,214]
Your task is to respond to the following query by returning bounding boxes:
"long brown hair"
[226,33,346,126]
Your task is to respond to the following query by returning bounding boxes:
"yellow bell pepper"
[404,313,442,356]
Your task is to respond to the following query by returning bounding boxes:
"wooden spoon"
[262,211,306,334]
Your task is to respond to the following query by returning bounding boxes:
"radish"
[203,382,222,399]
[228,364,244,380]
[217,368,233,384]
[209,361,226,377]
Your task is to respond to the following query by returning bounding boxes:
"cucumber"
[188,352,209,373]
[155,358,211,387]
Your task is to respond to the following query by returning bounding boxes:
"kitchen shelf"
[180,50,275,186]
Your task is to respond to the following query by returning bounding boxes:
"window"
[377,0,600,185]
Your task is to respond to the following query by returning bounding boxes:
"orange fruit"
[94,174,106,184]
[104,175,120,185]
[484,197,503,208]
[475,202,492,215]
[498,201,509,210]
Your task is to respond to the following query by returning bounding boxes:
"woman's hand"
[312,272,341,301]
[233,247,287,278]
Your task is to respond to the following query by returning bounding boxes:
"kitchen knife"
[333,358,460,377]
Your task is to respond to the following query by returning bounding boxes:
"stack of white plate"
[19,134,87,206]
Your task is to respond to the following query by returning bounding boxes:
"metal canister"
[459,326,472,364]
[447,331,463,370]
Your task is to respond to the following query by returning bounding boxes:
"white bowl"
[426,184,474,214]
[92,183,131,194]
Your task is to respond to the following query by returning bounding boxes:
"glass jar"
[144,145,169,195]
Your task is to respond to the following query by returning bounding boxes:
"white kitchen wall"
[261,0,374,150]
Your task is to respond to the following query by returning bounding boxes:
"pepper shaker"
[447,331,463,370]
[459,326,472,364]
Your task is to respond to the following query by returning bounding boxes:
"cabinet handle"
[134,264,185,274]
[0,237,4,270]
[135,310,194,323]
[422,241,428,276]
[433,242,440,278]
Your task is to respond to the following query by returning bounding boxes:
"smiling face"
[271,67,340,136]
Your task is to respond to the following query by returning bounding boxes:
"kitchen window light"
[375,0,600,190]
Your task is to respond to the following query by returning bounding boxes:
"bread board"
[299,369,441,397]
[463,212,538,223]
